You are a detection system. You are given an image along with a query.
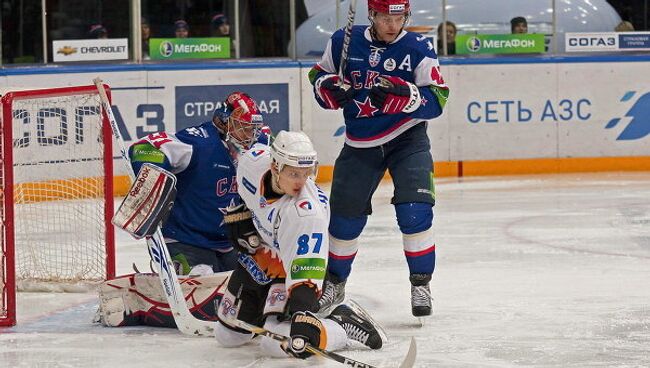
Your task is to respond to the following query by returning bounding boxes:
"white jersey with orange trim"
[236,143,330,292]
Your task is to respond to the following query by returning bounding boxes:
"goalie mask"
[213,92,263,150]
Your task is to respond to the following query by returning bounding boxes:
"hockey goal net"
[0,85,115,326]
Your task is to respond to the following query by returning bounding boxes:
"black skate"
[328,304,383,350]
[410,273,433,317]
[318,273,346,314]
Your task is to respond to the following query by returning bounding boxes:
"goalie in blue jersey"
[308,0,450,318]
[128,91,269,275]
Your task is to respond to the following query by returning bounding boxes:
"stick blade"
[398,337,417,368]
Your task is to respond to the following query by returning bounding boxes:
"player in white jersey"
[214,131,383,359]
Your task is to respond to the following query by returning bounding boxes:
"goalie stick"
[94,78,218,337]
[231,318,417,368]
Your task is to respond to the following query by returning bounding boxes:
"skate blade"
[416,315,431,327]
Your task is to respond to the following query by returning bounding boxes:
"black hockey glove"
[314,74,355,109]
[283,311,326,359]
[222,202,261,254]
[285,282,319,316]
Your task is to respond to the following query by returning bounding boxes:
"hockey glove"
[223,202,261,254]
[369,76,422,114]
[286,282,320,316]
[314,74,354,109]
[283,311,327,359]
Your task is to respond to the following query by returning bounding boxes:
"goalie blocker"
[113,163,177,239]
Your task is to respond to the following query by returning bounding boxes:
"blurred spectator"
[211,13,230,37]
[211,13,235,57]
[88,24,108,39]
[437,21,457,55]
[510,17,528,34]
[174,20,189,38]
[142,17,151,59]
[615,21,635,32]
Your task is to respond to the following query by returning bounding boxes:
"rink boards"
[1,55,649,192]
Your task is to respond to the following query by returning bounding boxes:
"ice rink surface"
[2,172,649,368]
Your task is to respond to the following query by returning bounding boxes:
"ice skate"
[410,274,433,318]
[318,273,346,314]
[328,304,383,349]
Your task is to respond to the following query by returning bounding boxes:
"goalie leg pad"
[96,271,230,327]
[113,163,177,239]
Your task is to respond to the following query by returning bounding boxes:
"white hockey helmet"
[271,131,317,173]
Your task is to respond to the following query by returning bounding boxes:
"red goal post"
[0,84,116,327]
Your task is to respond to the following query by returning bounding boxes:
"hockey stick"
[94,78,218,337]
[231,318,417,368]
[338,0,357,81]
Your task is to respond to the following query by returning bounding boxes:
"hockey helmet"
[368,0,410,15]
[271,131,317,173]
[215,92,263,149]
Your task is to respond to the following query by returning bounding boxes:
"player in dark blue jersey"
[129,92,269,275]
[308,0,449,317]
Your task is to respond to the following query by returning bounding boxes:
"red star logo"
[354,97,379,118]
[421,97,428,106]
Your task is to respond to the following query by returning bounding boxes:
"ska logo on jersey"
[296,200,315,217]
[251,149,265,157]
[369,46,386,67]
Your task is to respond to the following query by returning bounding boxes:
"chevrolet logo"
[57,46,77,55]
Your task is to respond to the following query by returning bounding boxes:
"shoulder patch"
[131,143,165,164]
[250,149,266,159]
[295,199,316,217]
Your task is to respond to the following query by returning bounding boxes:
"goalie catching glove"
[113,163,177,239]
[314,74,355,109]
[283,311,327,359]
[223,201,261,254]
[369,76,422,114]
